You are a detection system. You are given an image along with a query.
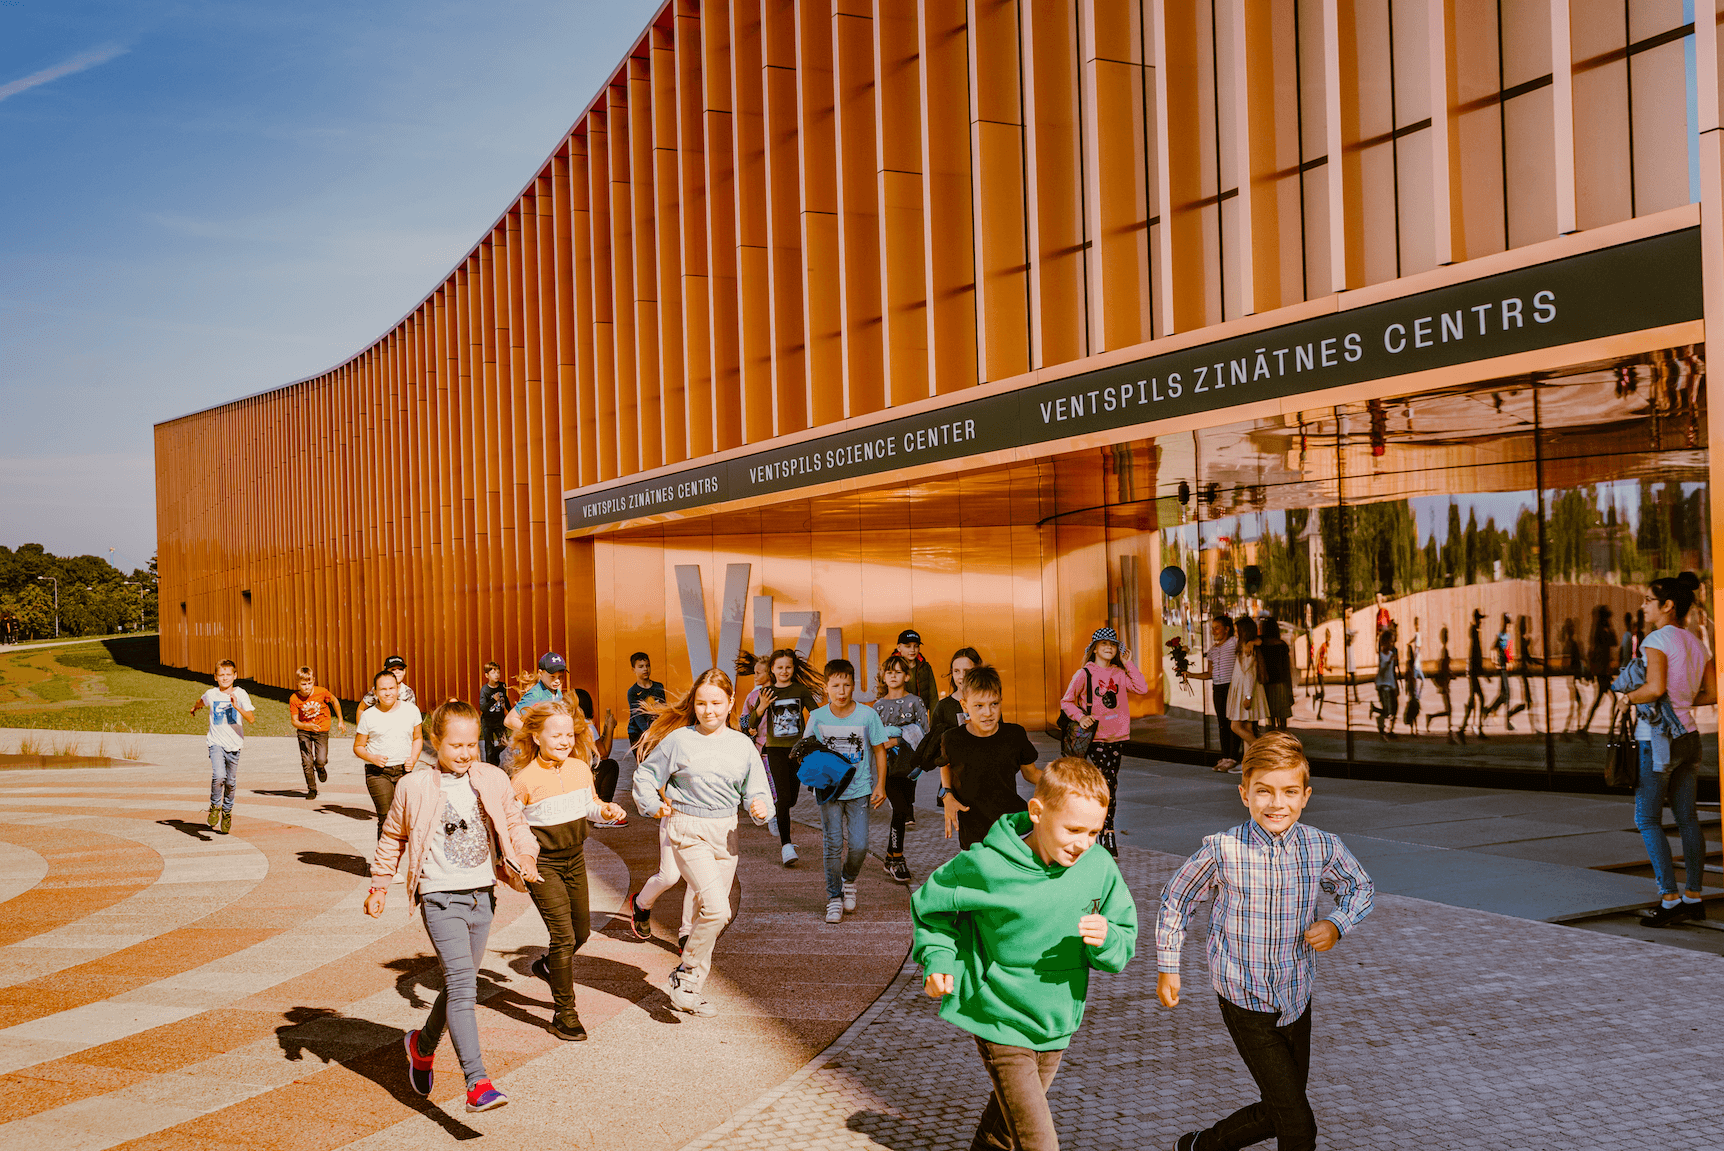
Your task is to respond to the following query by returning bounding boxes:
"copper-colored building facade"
[158,1,1724,785]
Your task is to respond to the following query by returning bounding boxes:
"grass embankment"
[0,636,352,749]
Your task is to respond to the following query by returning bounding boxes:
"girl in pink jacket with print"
[1060,626,1148,856]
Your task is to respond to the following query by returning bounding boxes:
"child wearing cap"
[360,655,418,715]
[896,630,939,714]
[506,652,567,735]
[1059,627,1147,856]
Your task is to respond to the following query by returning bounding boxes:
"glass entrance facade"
[1077,349,1714,785]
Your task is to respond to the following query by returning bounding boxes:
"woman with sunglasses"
[367,700,540,1113]
[508,699,626,1041]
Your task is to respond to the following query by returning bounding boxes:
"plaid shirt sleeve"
[1155,838,1219,974]
[1319,835,1375,937]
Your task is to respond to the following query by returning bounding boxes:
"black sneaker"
[1639,902,1692,928]
[883,855,911,884]
[678,934,689,954]
[550,1012,588,1041]
[1681,899,1708,922]
[403,1029,434,1095]
[1174,1134,1201,1151]
[315,765,327,783]
[627,892,653,940]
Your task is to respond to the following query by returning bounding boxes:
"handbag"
[1058,668,1097,758]
[1604,703,1639,789]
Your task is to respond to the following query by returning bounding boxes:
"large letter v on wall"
[673,563,752,678]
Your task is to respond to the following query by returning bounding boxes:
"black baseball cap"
[897,629,921,644]
[382,655,407,671]
[538,651,567,673]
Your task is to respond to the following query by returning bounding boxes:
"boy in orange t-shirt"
[289,666,345,800]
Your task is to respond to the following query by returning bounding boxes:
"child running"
[190,658,255,835]
[912,757,1138,1151]
[1157,732,1374,1151]
[806,658,894,923]
[939,664,1041,850]
[1060,626,1148,855]
[509,699,627,1041]
[629,669,772,1016]
[367,701,541,1113]
[872,653,929,885]
[287,665,344,801]
[746,647,823,867]
[625,651,667,753]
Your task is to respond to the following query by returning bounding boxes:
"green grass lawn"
[0,636,353,737]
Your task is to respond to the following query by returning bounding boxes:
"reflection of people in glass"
[1312,629,1330,720]
[1459,610,1489,741]
[1223,616,1267,755]
[1371,625,1399,738]
[1617,573,1716,928]
[1621,609,1645,669]
[1258,617,1294,732]
[1557,618,1583,737]
[1485,613,1524,730]
[1402,623,1423,731]
[1425,626,1456,742]
[1343,629,1360,705]
[1513,615,1539,734]
[1581,606,1617,735]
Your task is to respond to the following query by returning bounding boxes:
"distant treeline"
[0,543,157,641]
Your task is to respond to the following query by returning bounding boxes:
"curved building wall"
[156,1,1724,788]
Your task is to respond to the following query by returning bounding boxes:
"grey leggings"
[417,887,495,1090]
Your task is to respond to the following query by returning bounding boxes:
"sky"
[0,0,659,574]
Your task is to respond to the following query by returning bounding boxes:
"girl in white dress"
[1224,616,1267,761]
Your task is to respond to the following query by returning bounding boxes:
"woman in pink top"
[1060,626,1148,856]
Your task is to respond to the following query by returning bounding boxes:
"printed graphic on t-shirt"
[821,724,869,765]
[292,696,325,724]
[211,696,241,727]
[768,697,804,740]
[439,797,489,868]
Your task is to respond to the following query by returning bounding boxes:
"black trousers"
[1196,996,1315,1151]
[480,731,506,766]
[1213,683,1240,761]
[766,745,800,845]
[364,765,407,834]
[295,730,328,789]
[526,849,590,1021]
[885,772,915,855]
[1086,740,1123,854]
[592,758,619,803]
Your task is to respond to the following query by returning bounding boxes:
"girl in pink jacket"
[367,700,540,1114]
[1060,626,1148,856]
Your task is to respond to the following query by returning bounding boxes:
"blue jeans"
[208,745,240,811]
[820,797,869,900]
[1635,735,1706,895]
[419,887,495,1089]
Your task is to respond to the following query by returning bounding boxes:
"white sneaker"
[663,968,717,1017]
[766,817,780,837]
[782,843,799,867]
[825,899,843,924]
[842,882,857,912]
[392,870,407,885]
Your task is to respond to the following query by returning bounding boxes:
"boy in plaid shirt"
[1155,732,1373,1151]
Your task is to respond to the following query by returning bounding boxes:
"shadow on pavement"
[297,850,369,877]
[499,945,685,1026]
[274,1006,480,1141]
[253,788,313,799]
[846,1110,934,1149]
[319,804,377,822]
[156,818,215,842]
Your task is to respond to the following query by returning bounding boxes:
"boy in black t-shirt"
[937,664,1042,849]
[625,652,667,752]
[478,661,511,765]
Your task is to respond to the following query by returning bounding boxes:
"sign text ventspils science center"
[566,228,1701,531]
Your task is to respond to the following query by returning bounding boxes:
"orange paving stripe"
[0,824,162,947]
[0,806,358,1031]
[0,884,546,1124]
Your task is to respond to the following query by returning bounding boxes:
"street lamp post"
[122,581,147,632]
[35,576,59,639]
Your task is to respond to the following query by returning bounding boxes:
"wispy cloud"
[0,43,129,104]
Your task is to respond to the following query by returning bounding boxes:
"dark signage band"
[567,227,1701,531]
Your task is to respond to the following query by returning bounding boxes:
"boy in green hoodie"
[912,757,1138,1151]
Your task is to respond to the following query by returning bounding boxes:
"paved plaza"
[0,728,1718,1149]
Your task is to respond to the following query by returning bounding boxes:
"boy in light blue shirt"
[807,659,896,924]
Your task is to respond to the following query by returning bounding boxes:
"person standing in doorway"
[1060,627,1148,854]
[353,671,423,834]
[288,665,344,800]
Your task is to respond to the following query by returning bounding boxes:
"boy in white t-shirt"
[354,670,425,836]
[189,659,255,835]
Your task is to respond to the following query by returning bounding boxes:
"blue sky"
[0,0,657,573]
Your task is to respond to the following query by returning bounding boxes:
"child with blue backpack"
[800,659,897,923]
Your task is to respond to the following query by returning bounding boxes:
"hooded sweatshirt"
[911,811,1138,1050]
